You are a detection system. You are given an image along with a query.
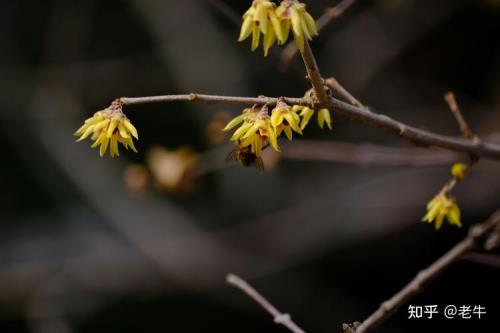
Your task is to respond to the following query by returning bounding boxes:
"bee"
[226,145,265,174]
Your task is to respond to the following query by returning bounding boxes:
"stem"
[300,40,329,104]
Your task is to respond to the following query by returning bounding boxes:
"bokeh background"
[1,0,500,332]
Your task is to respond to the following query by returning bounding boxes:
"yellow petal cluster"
[239,0,318,55]
[271,100,302,140]
[224,106,279,157]
[276,0,318,52]
[239,0,281,56]
[74,103,138,157]
[422,193,462,230]
[292,105,332,130]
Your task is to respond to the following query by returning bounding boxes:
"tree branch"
[117,93,500,159]
[349,209,500,333]
[226,274,306,333]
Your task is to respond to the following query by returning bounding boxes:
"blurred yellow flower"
[275,0,318,52]
[74,103,138,157]
[422,193,462,230]
[451,162,468,181]
[239,0,281,56]
[271,100,302,140]
[317,108,332,130]
[224,105,279,157]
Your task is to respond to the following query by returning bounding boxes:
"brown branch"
[117,92,500,159]
[119,94,304,106]
[349,209,500,333]
[300,40,330,104]
[281,0,359,67]
[444,91,476,141]
[325,77,366,109]
[226,274,306,333]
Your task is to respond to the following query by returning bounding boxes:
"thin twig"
[119,94,304,106]
[444,91,476,141]
[117,92,500,159]
[281,0,359,67]
[226,274,306,333]
[325,77,366,109]
[350,209,500,333]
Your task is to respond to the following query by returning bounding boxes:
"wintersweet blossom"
[74,103,138,157]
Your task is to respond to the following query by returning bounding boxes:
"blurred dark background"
[1,0,500,332]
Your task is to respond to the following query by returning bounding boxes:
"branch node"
[188,93,197,101]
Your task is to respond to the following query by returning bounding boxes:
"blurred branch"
[118,92,500,159]
[226,274,306,333]
[281,0,359,67]
[348,209,500,333]
[463,253,500,269]
[282,140,458,166]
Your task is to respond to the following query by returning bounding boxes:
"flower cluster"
[223,105,279,157]
[223,101,332,165]
[74,102,138,157]
[422,192,461,230]
[238,0,318,55]
[293,105,332,130]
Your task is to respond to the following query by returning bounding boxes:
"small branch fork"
[226,274,306,333]
[347,209,500,333]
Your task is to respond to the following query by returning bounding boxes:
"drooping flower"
[451,162,468,181]
[224,105,279,157]
[74,102,138,157]
[271,100,302,140]
[317,108,332,130]
[422,192,462,230]
[238,0,282,56]
[293,105,314,130]
[275,0,318,52]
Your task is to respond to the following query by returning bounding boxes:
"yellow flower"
[239,0,282,56]
[317,108,332,129]
[74,102,138,157]
[422,193,462,230]
[293,105,314,130]
[224,105,279,157]
[271,100,302,140]
[275,0,318,52]
[451,162,468,181]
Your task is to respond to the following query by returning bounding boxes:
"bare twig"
[325,77,366,109]
[226,274,306,333]
[349,209,500,333]
[281,0,359,67]
[444,91,476,141]
[463,252,500,269]
[119,94,304,106]
[117,92,500,159]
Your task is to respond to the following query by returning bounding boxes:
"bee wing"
[252,156,265,174]
[225,149,239,164]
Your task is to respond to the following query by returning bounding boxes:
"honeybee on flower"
[74,101,138,157]
[224,105,279,158]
